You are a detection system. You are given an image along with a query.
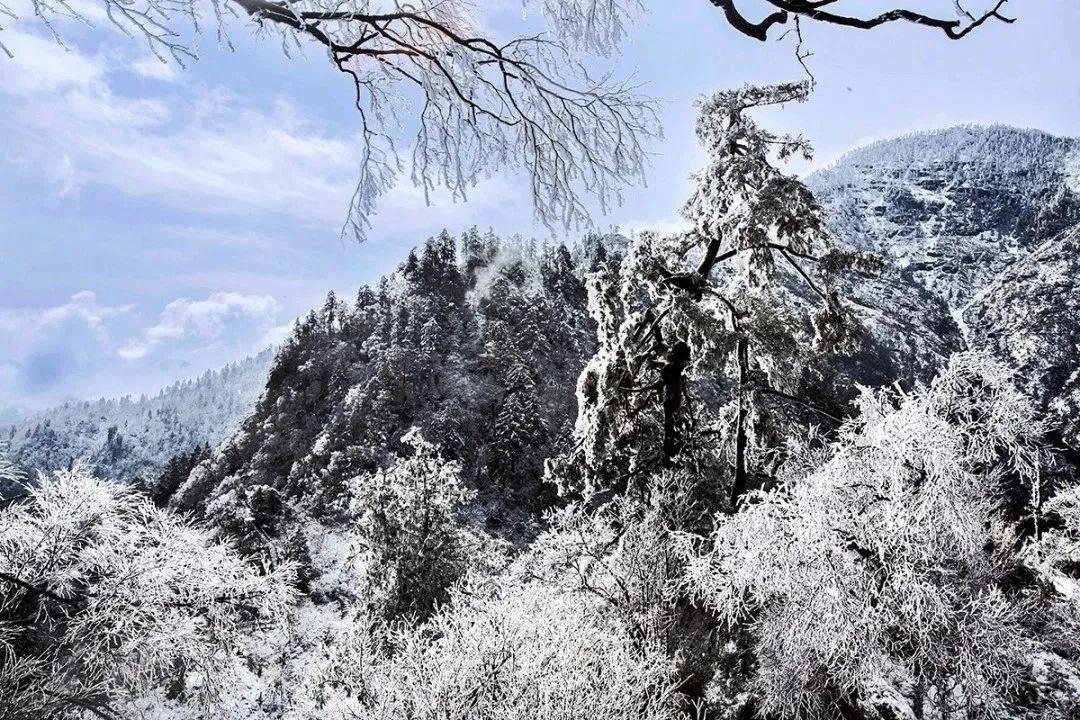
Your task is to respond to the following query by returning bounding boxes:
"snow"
[5,349,273,483]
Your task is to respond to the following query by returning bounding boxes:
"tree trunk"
[661,341,692,465]
[730,333,750,510]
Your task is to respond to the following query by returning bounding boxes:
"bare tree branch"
[0,0,659,240]
[712,0,1014,41]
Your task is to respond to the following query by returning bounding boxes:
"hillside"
[810,126,1080,444]
[165,127,1080,546]
[4,349,274,484]
[158,122,1080,719]
[168,231,608,545]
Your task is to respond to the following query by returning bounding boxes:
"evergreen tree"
[348,429,477,620]
[557,82,878,505]
[493,360,548,493]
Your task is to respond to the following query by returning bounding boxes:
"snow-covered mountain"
[3,349,274,484]
[810,125,1080,303]
[809,125,1080,443]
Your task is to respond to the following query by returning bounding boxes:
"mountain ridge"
[4,349,274,483]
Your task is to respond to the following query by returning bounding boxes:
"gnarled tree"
[557,82,878,505]
[709,0,1013,41]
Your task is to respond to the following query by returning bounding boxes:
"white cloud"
[131,55,180,82]
[0,29,106,94]
[0,289,282,404]
[0,290,132,347]
[118,291,279,359]
[0,26,362,229]
[0,291,133,399]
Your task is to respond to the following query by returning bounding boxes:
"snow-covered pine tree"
[557,81,879,506]
[493,359,548,495]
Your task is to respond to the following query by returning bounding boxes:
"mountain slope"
[809,126,1080,445]
[170,231,605,547]
[809,125,1080,307]
[965,228,1080,446]
[4,349,273,484]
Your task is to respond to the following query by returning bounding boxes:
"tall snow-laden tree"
[2,0,658,240]
[0,465,295,720]
[493,359,548,494]
[559,81,878,503]
[680,353,1056,720]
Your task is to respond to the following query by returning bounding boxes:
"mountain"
[809,125,1080,307]
[6,122,1080,720]
[168,231,608,548]
[3,349,274,485]
[808,126,1080,447]
[18,125,1066,518]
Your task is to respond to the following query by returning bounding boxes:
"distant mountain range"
[3,349,274,484]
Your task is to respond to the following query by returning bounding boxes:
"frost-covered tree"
[300,579,683,720]
[347,428,481,619]
[560,81,878,501]
[0,466,295,719]
[2,0,658,239]
[681,353,1053,719]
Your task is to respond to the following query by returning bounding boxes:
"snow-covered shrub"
[1035,483,1080,575]
[526,469,711,644]
[681,353,1047,719]
[300,579,683,720]
[0,465,296,719]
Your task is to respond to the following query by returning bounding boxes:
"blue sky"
[1,1,1078,410]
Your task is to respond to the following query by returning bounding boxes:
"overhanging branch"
[712,0,1014,41]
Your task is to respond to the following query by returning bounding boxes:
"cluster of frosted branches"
[0,466,296,719]
[680,353,1045,719]
[299,578,682,720]
[532,0,644,55]
[1,0,658,239]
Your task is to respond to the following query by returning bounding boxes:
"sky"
[1,0,1078,411]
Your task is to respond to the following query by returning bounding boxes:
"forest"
[2,1,1079,719]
